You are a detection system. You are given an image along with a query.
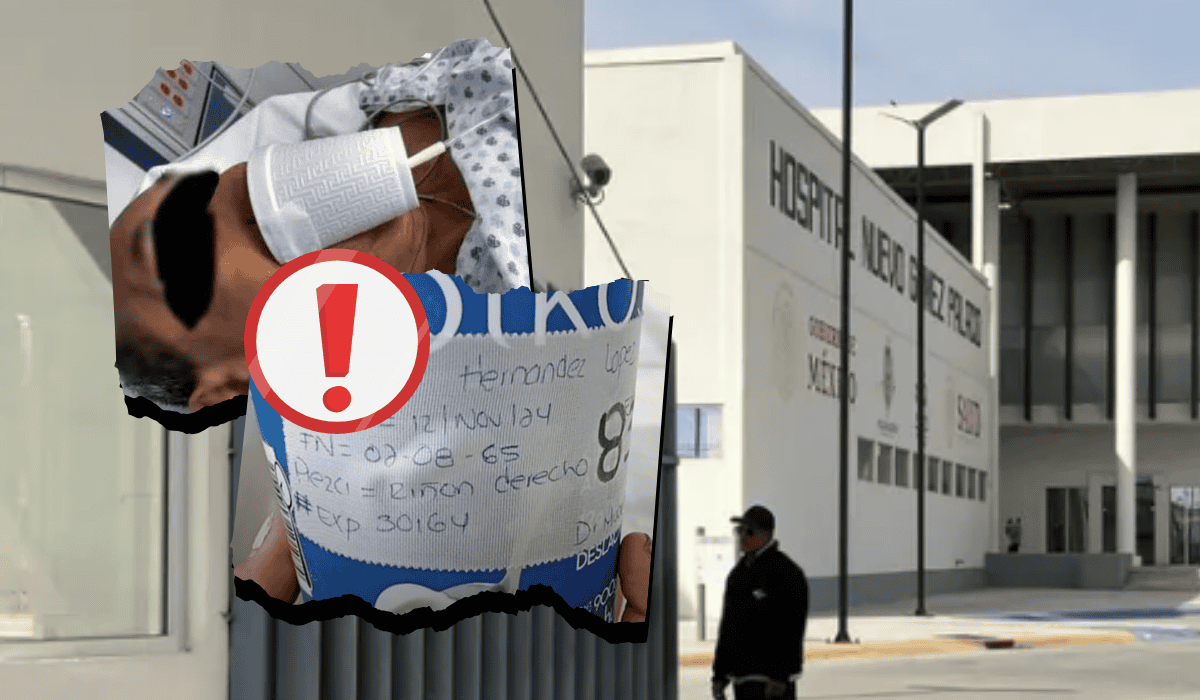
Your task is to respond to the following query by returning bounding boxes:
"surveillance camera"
[581,154,611,189]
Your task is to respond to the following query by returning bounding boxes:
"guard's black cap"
[731,505,774,533]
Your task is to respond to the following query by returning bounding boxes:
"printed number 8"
[597,402,628,483]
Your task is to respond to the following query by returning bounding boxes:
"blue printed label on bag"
[254,274,644,619]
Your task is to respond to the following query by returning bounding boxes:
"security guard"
[712,505,809,699]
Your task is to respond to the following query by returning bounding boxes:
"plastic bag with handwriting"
[252,275,644,622]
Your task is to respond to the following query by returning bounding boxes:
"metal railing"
[228,344,679,700]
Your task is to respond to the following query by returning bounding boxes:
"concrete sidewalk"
[679,588,1200,666]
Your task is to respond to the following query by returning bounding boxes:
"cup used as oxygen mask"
[246,129,421,264]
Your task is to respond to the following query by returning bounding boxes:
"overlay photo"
[104,38,529,432]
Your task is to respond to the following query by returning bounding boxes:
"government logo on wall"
[770,283,799,402]
[878,339,899,436]
[883,342,895,411]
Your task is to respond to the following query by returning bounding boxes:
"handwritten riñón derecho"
[457,353,587,393]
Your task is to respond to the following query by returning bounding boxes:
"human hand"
[711,679,729,700]
[234,512,299,603]
[236,521,657,619]
[614,533,652,622]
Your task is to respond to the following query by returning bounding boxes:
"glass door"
[0,192,166,640]
[1046,487,1087,553]
[1170,487,1200,566]
[1100,482,1162,564]
[1137,477,1156,566]
[0,187,226,699]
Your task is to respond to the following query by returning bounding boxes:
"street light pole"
[882,99,961,618]
[915,123,929,617]
[835,0,854,645]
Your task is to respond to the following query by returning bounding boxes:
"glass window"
[1047,488,1067,553]
[1103,485,1116,553]
[1168,486,1200,566]
[1137,214,1152,404]
[967,467,977,499]
[1068,488,1087,553]
[955,464,967,498]
[677,407,696,457]
[877,444,893,485]
[1030,211,1066,406]
[858,438,874,481]
[894,448,910,488]
[1030,327,1065,406]
[677,405,722,459]
[940,458,952,495]
[0,191,166,639]
[1047,487,1087,553]
[1072,213,1110,405]
[979,471,987,501]
[1000,210,1028,407]
[1031,212,1067,326]
[999,211,1027,327]
[1000,327,1026,406]
[1157,210,1192,403]
[928,457,939,492]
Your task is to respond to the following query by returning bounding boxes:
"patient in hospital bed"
[109,38,528,417]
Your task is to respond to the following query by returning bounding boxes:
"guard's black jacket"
[712,541,809,682]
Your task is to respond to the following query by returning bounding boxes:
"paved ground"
[682,641,1200,699]
[679,588,1200,698]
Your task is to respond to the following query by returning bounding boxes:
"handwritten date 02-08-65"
[294,437,521,471]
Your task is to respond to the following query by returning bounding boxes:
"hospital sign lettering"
[768,139,983,350]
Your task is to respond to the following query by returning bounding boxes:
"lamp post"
[882,99,962,617]
[835,0,854,645]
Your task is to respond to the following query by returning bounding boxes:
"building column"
[1115,173,1139,564]
[972,111,1002,553]
[972,112,989,271]
[983,181,1002,553]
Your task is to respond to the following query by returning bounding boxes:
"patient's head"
[110,165,277,412]
[109,109,473,413]
[115,338,199,411]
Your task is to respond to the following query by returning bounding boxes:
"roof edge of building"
[584,40,742,67]
[847,85,1200,114]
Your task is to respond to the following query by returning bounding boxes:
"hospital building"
[583,41,1200,622]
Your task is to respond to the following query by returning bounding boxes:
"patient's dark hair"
[115,338,198,411]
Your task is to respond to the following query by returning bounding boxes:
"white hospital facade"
[583,42,1200,617]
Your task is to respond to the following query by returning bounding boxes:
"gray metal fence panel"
[454,615,482,700]
[229,344,679,700]
[506,610,532,700]
[360,621,392,699]
[553,616,577,700]
[394,621,424,698]
[574,621,596,700]
[481,613,508,700]
[276,615,322,700]
[425,626,454,698]
[531,607,555,699]
[229,595,272,700]
[324,616,360,699]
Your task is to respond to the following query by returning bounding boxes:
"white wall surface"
[585,41,995,618]
[741,54,992,579]
[584,44,746,619]
[1,0,584,289]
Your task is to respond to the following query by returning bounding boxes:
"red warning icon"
[316,283,358,413]
[245,250,429,434]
